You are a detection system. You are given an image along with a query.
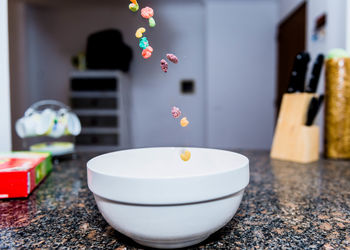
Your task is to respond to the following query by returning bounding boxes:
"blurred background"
[1,0,349,152]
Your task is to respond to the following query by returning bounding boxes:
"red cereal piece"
[171,106,181,118]
[160,59,168,73]
[166,53,178,64]
[142,46,153,59]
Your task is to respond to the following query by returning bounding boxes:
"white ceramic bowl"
[87,147,249,249]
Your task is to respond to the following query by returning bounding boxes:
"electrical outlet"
[181,80,195,94]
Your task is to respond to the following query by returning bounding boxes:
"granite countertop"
[0,151,349,249]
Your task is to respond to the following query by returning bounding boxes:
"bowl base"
[133,235,209,249]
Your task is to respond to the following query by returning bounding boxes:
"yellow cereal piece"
[180,117,189,127]
[180,150,191,161]
[135,27,146,38]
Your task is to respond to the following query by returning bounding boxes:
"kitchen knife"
[305,54,324,93]
[295,52,310,92]
[287,52,310,93]
[287,53,303,93]
[306,94,324,126]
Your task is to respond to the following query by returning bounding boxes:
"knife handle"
[306,97,318,126]
[287,53,304,93]
[296,52,310,92]
[306,94,324,126]
[306,54,324,93]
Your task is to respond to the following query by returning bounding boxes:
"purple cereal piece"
[166,53,178,64]
[160,59,168,73]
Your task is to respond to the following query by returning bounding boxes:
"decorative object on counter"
[15,100,81,157]
[0,152,52,199]
[86,29,133,72]
[325,51,350,159]
[271,52,323,164]
[87,148,249,249]
[30,142,74,157]
[326,48,350,60]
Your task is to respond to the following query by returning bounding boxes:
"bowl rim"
[87,147,249,180]
[87,147,249,205]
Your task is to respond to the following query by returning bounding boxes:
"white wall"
[18,0,206,148]
[346,1,350,52]
[0,0,12,151]
[279,0,305,22]
[10,0,279,150]
[206,0,278,149]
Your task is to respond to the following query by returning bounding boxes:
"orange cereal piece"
[180,117,189,127]
[180,150,191,161]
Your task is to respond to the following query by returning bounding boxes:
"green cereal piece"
[129,3,139,12]
[149,17,156,28]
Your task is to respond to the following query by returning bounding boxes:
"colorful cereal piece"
[160,59,168,73]
[129,2,139,12]
[141,7,156,28]
[141,7,154,19]
[180,117,189,127]
[180,150,191,161]
[142,46,153,59]
[135,27,146,38]
[171,106,181,118]
[149,17,156,27]
[166,53,178,64]
[139,37,149,49]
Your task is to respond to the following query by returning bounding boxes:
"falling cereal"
[166,54,178,64]
[161,59,168,73]
[180,150,191,161]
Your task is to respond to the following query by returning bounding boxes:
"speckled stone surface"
[0,151,349,249]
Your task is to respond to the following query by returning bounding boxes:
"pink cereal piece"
[166,53,178,64]
[141,7,154,19]
[171,106,181,118]
[160,59,168,73]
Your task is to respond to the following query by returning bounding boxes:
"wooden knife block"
[270,93,319,163]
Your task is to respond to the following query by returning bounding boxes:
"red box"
[0,152,52,199]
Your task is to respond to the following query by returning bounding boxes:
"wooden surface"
[271,93,319,163]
